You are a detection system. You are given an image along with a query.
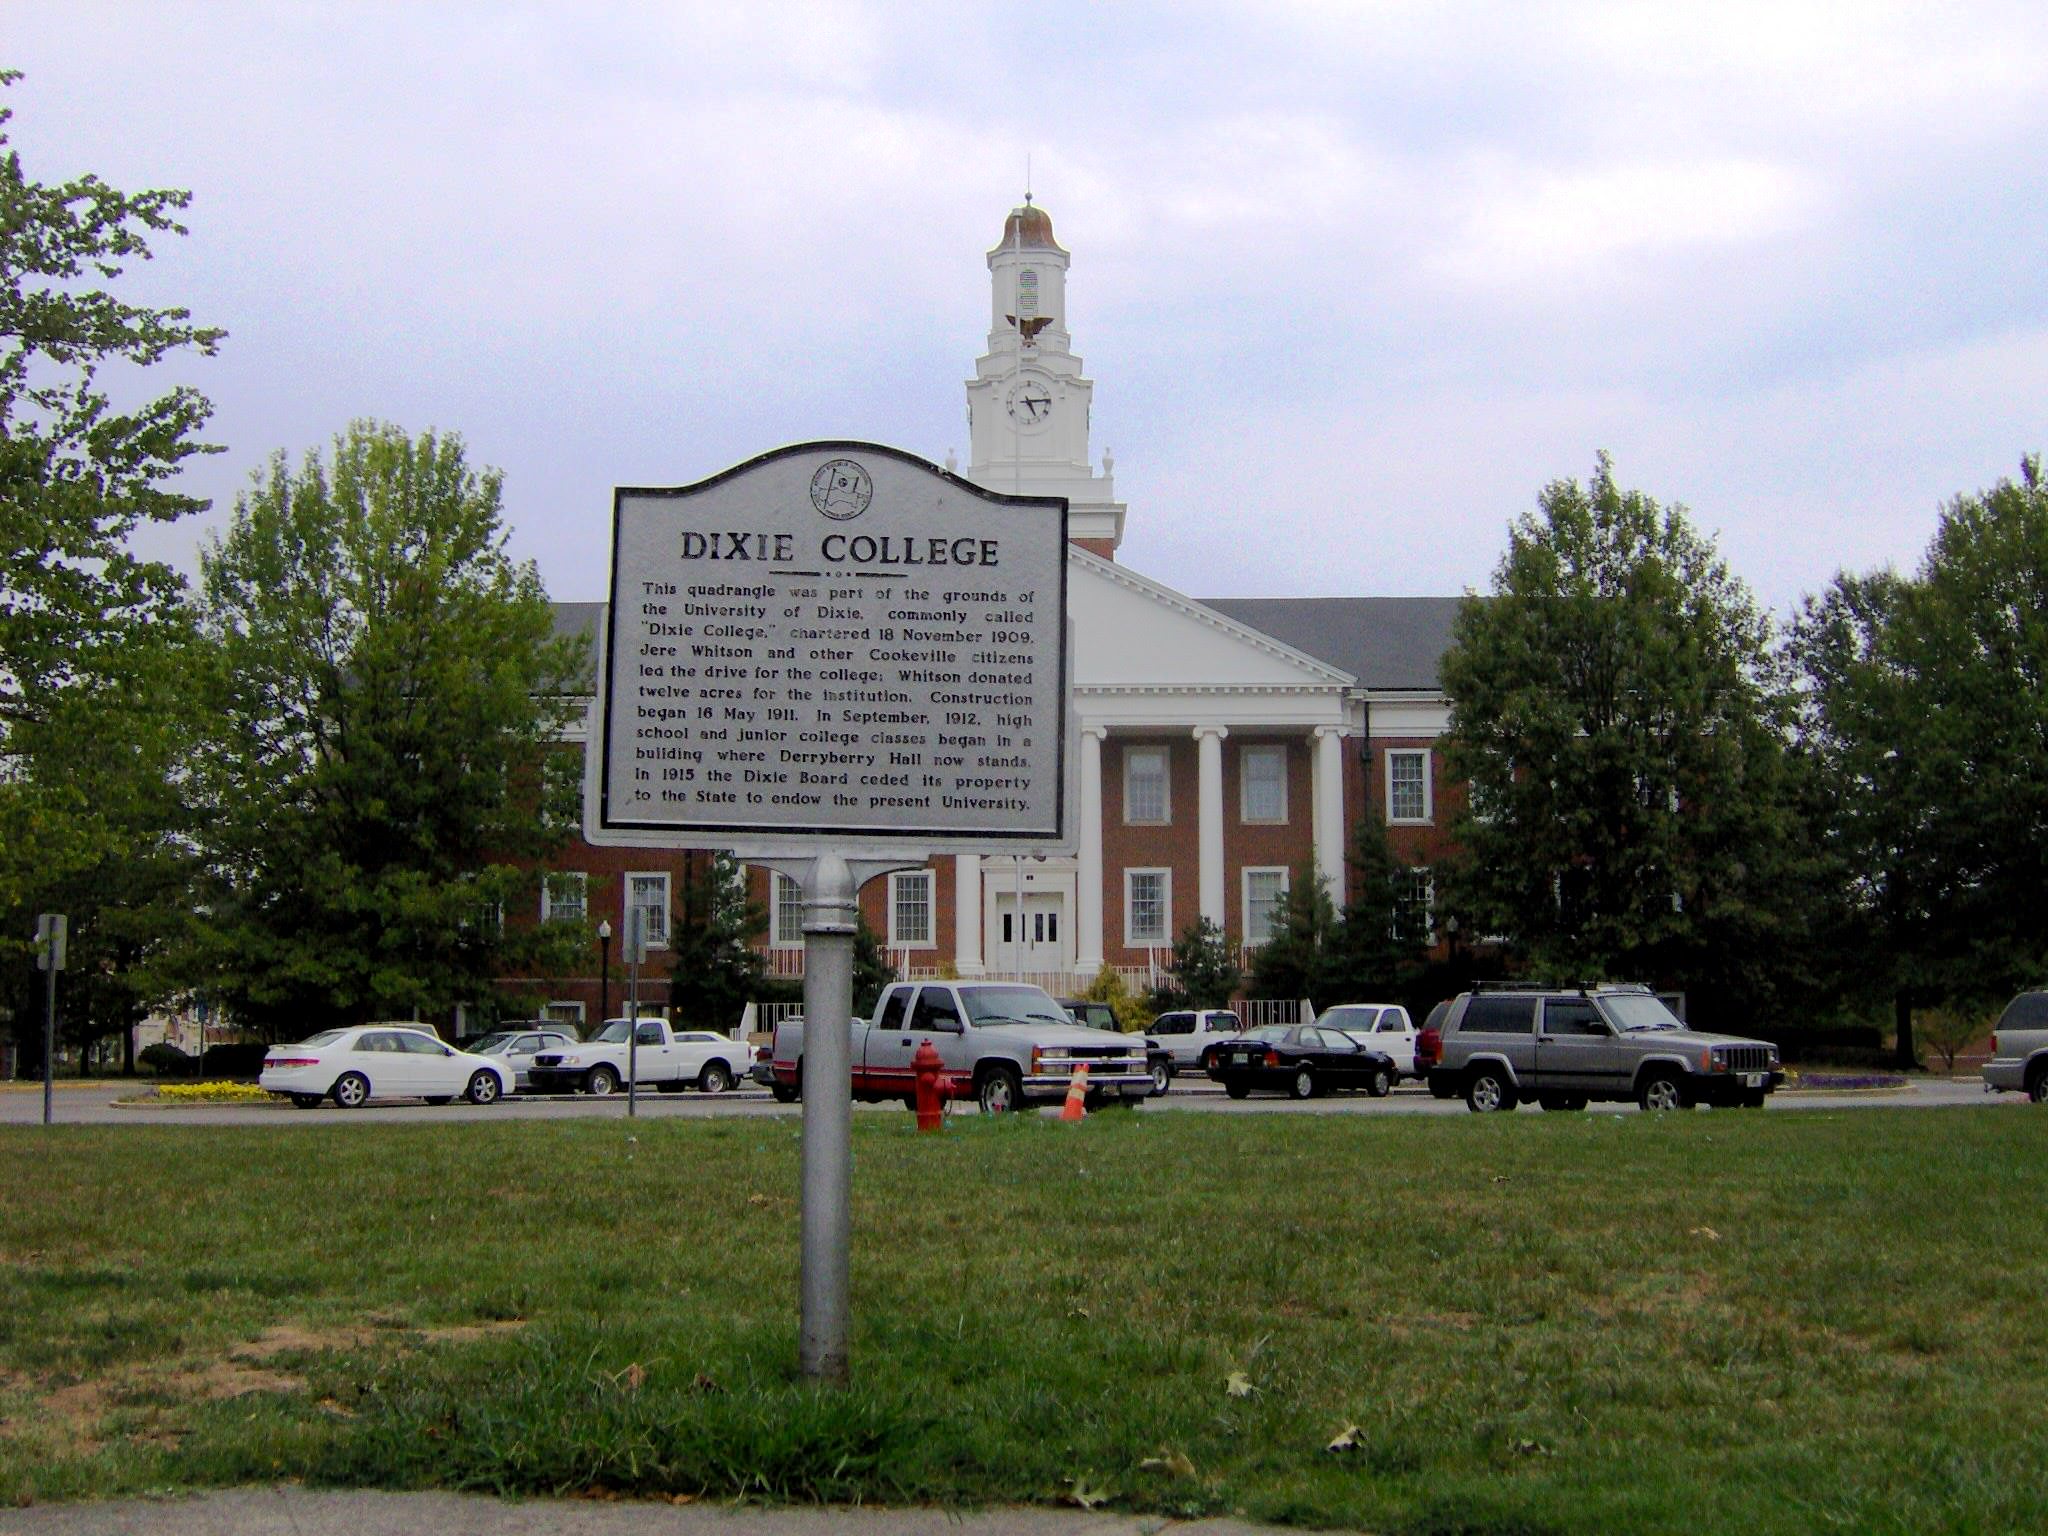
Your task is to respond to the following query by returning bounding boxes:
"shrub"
[1918,1006,1993,1072]
[154,1081,270,1103]
[1080,965,1153,1033]
[139,1042,196,1077]
[200,1042,270,1080]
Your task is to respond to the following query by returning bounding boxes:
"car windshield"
[297,1030,346,1048]
[591,1021,635,1044]
[961,986,1072,1026]
[1321,1007,1378,1029]
[1604,995,1684,1032]
[468,1032,513,1053]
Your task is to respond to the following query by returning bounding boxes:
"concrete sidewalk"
[0,1489,1282,1536]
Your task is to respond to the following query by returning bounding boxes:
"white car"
[464,1027,581,1092]
[1318,1003,1418,1079]
[1146,1008,1250,1071]
[259,1026,513,1109]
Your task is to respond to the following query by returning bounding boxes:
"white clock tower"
[964,199,1126,556]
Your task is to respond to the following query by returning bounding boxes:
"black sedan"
[1206,1024,1397,1100]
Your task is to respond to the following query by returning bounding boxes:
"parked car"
[464,1027,582,1092]
[1205,1023,1397,1100]
[1982,990,2048,1102]
[1428,984,1784,1112]
[1059,998,1174,1095]
[1147,1008,1248,1072]
[259,1026,513,1109]
[527,1017,753,1096]
[1316,1003,1418,1079]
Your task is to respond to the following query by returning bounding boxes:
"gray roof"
[1199,596,1463,691]
[553,601,607,689]
[549,592,1465,695]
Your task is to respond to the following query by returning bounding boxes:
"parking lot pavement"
[0,1487,1278,1536]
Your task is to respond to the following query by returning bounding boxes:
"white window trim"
[545,1001,587,1027]
[888,869,935,950]
[1406,866,1437,945]
[1123,743,1171,825]
[624,871,671,950]
[1239,743,1288,824]
[769,871,803,948]
[540,870,588,924]
[1385,748,1434,825]
[1241,866,1290,946]
[1123,867,1173,948]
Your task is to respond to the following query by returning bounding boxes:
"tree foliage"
[1151,916,1242,1011]
[191,422,587,1035]
[666,852,769,1030]
[1437,455,1816,1023]
[1247,862,1334,1004]
[1792,456,2048,1057]
[1318,811,1433,1006]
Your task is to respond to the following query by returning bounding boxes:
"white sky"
[13,1,2048,617]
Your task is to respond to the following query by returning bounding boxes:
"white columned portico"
[1193,725,1228,927]
[1313,726,1348,909]
[953,854,984,976]
[1075,726,1106,977]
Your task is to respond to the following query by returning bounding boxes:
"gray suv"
[1427,985,1783,1112]
[1982,990,2048,1101]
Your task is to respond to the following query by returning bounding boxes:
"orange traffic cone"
[1060,1062,1089,1121]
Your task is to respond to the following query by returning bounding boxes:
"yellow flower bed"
[153,1081,272,1104]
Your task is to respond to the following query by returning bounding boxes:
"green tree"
[1248,862,1334,1005]
[1437,455,1812,1022]
[191,422,587,1035]
[667,852,769,1030]
[1151,916,1242,1011]
[1319,811,1432,1005]
[1793,456,2048,1064]
[0,72,223,1059]
[851,918,896,1019]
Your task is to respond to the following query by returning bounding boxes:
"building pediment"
[1069,548,1354,692]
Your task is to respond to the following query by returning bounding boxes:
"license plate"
[1744,1072,1765,1088]
[1234,1051,1255,1066]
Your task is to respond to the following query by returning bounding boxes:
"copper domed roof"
[995,200,1066,255]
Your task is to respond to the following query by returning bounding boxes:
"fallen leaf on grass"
[691,1372,724,1395]
[1326,1424,1363,1453]
[1512,1439,1553,1458]
[1689,1226,1720,1241]
[315,1398,356,1419]
[1064,1476,1112,1509]
[607,1363,645,1392]
[1138,1450,1196,1478]
[668,1492,697,1506]
[1225,1371,1256,1398]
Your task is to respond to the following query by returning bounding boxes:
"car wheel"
[976,1064,1023,1115]
[1290,1066,1317,1100]
[1149,1060,1171,1096]
[466,1070,501,1106]
[771,1081,800,1104]
[289,1093,323,1110]
[1365,1066,1393,1098]
[1638,1072,1689,1112]
[2028,1067,2048,1104]
[331,1072,370,1109]
[1539,1095,1587,1112]
[1224,1078,1252,1099]
[586,1065,619,1097]
[699,1060,733,1095]
[1465,1069,1514,1113]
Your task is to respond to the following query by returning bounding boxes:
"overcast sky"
[13,1,2047,617]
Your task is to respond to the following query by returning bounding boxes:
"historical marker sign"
[592,442,1071,851]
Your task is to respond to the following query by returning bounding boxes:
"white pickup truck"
[770,980,1151,1113]
[527,1016,754,1097]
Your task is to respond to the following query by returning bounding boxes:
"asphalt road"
[0,1073,2006,1127]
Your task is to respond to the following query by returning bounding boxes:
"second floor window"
[1240,744,1287,822]
[541,871,587,924]
[626,872,670,950]
[890,870,934,947]
[1387,749,1432,824]
[771,871,803,946]
[1124,745,1169,823]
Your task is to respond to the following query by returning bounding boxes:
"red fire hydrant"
[912,1039,952,1132]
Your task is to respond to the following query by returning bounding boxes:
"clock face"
[1004,376,1054,429]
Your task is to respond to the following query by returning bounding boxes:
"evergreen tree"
[667,852,771,1030]
[1151,916,1242,1011]
[1248,862,1334,1005]
[1320,811,1432,1005]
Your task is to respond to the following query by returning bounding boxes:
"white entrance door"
[989,893,1070,978]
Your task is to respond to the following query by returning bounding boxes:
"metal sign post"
[624,906,646,1116]
[582,443,1074,1386]
[36,914,66,1126]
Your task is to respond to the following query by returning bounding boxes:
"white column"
[1313,726,1348,910]
[1194,725,1228,928]
[1075,726,1106,979]
[953,854,983,976]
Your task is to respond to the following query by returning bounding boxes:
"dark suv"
[1427,985,1783,1112]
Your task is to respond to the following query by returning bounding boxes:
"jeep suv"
[1428,985,1783,1112]
[1982,990,2048,1102]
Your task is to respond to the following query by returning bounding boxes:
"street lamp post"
[597,918,612,1024]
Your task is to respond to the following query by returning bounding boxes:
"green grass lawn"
[2,1106,2044,1533]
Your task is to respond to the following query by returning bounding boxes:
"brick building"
[511,202,1462,1028]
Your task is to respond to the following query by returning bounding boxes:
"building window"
[544,1001,586,1027]
[1386,749,1433,824]
[541,871,587,924]
[771,871,803,947]
[625,872,670,950]
[890,870,934,948]
[1398,867,1435,944]
[1240,744,1287,823]
[1242,867,1289,944]
[1125,868,1171,946]
[1124,744,1170,824]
